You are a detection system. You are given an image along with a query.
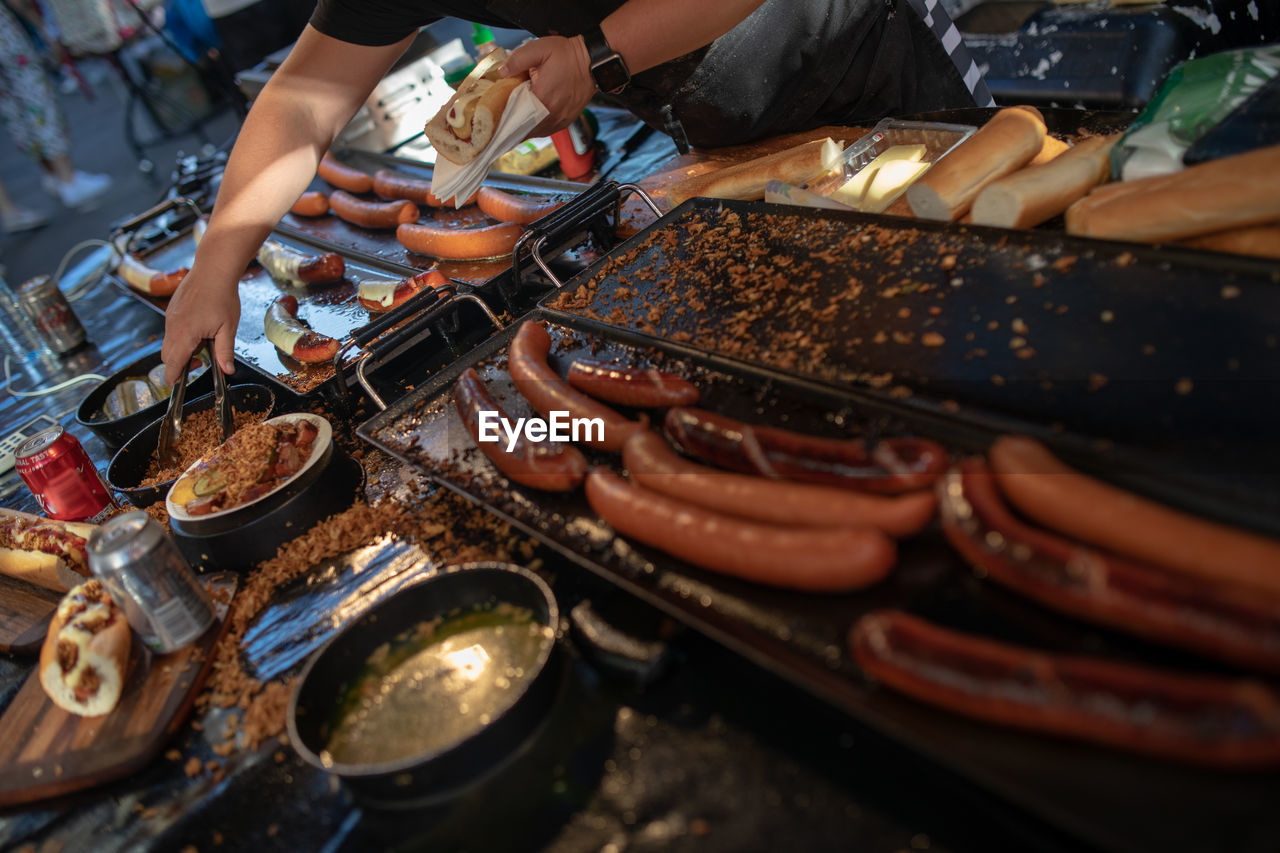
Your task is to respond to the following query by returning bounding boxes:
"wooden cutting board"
[0,575,61,655]
[0,574,236,807]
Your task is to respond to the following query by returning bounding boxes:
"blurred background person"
[0,0,110,231]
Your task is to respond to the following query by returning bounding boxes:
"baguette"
[1028,135,1070,166]
[971,134,1118,229]
[906,107,1047,221]
[1065,144,1280,242]
[0,508,94,592]
[667,138,844,207]
[39,580,131,716]
[1180,223,1280,259]
[425,50,526,166]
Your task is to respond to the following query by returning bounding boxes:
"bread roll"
[39,580,131,717]
[971,134,1118,229]
[1065,143,1280,242]
[1028,135,1070,167]
[906,107,1047,221]
[667,138,844,207]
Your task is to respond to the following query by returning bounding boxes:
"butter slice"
[861,159,929,213]
[830,144,928,209]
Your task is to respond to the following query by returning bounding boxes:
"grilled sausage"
[940,460,1280,673]
[356,269,451,312]
[264,294,340,363]
[586,468,897,592]
[851,609,1280,768]
[665,407,948,494]
[373,169,475,208]
[317,152,373,194]
[476,187,564,225]
[508,321,647,452]
[624,431,936,537]
[328,189,419,230]
[396,221,524,260]
[989,436,1280,600]
[257,238,345,285]
[453,367,586,491]
[116,253,188,297]
[566,359,701,408]
[290,191,330,217]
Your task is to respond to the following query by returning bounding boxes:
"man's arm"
[161,24,413,384]
[502,0,768,136]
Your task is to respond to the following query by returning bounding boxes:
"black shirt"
[310,0,974,148]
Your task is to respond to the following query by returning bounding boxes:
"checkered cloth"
[905,0,996,107]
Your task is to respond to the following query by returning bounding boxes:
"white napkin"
[430,82,549,208]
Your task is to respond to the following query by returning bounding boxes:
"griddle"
[356,312,1280,853]
[541,199,1280,536]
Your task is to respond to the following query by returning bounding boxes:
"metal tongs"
[157,339,231,468]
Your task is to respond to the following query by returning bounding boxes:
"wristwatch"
[583,24,630,94]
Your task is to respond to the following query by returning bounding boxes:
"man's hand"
[161,270,240,386]
[501,36,595,138]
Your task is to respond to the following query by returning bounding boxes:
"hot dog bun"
[1180,222,1280,259]
[906,106,1047,221]
[667,138,845,207]
[970,134,1118,229]
[39,580,131,717]
[426,51,525,166]
[0,548,85,593]
[0,508,94,592]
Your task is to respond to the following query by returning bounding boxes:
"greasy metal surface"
[358,312,1280,853]
[541,200,1280,533]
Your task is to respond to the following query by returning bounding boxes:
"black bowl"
[169,444,363,571]
[75,346,215,450]
[288,563,562,808]
[106,383,276,509]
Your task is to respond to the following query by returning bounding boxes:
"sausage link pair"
[453,367,586,491]
[851,609,1280,768]
[624,431,936,538]
[328,189,419,230]
[940,460,1280,673]
[665,408,949,494]
[264,295,340,363]
[586,468,896,592]
[565,358,701,408]
[989,436,1280,600]
[396,220,524,260]
[508,321,647,452]
[317,152,373,194]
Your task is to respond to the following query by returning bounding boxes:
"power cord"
[2,355,106,398]
[56,239,121,301]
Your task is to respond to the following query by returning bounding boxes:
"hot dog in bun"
[425,49,525,166]
[40,579,131,716]
[0,508,94,593]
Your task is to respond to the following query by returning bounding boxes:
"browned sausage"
[453,367,587,491]
[290,191,330,217]
[116,254,187,297]
[264,295,340,363]
[396,221,524,260]
[317,152,373,194]
[565,359,701,408]
[941,459,1280,673]
[328,189,419,230]
[586,468,897,592]
[356,269,451,312]
[372,169,475,208]
[851,609,1280,768]
[476,187,564,225]
[508,321,647,452]
[624,431,936,537]
[665,408,948,494]
[989,436,1280,600]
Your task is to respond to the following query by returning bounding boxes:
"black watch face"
[592,55,629,93]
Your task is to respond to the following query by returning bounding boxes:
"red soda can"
[14,425,118,523]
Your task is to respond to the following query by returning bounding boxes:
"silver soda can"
[88,511,215,653]
[17,275,86,355]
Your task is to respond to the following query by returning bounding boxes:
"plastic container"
[800,119,976,213]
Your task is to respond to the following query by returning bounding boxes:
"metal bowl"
[106,383,276,509]
[288,563,562,808]
[75,346,215,450]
